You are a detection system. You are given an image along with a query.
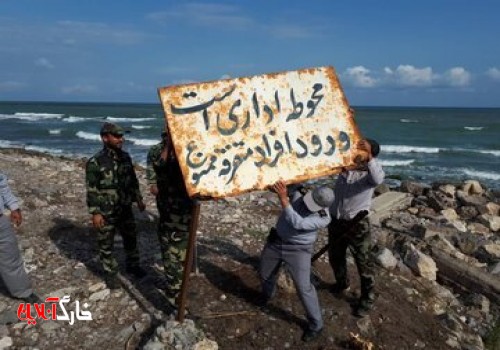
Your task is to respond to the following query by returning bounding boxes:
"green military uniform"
[86,146,143,277]
[147,140,193,306]
[328,217,375,302]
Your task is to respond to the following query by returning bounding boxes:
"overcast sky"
[1,0,499,107]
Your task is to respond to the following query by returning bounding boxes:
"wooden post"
[176,201,201,322]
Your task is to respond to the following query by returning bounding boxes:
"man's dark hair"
[366,139,380,158]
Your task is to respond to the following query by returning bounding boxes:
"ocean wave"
[383,145,440,154]
[131,125,152,130]
[105,117,156,122]
[76,131,101,141]
[25,145,64,154]
[0,140,22,148]
[63,116,88,123]
[446,148,500,157]
[464,126,484,131]
[127,137,158,146]
[380,159,415,167]
[49,129,62,135]
[400,118,419,123]
[64,115,107,123]
[0,112,64,121]
[460,169,500,181]
[478,150,500,157]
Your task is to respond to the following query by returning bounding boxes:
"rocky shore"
[0,147,498,350]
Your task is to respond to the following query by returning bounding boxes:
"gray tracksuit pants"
[0,215,32,298]
[259,241,323,331]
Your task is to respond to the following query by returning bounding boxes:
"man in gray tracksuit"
[0,173,39,303]
[259,180,334,342]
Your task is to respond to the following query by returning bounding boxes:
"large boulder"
[478,202,500,216]
[400,181,430,196]
[461,180,484,195]
[456,191,488,207]
[476,243,500,264]
[143,319,218,350]
[427,190,457,212]
[403,244,437,281]
[456,206,479,220]
[466,222,491,236]
[478,214,500,232]
[375,248,398,270]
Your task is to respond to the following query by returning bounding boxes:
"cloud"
[443,67,471,87]
[147,3,253,30]
[342,66,377,88]
[61,84,97,95]
[56,21,150,46]
[391,65,434,87]
[486,67,500,81]
[267,24,317,39]
[34,57,54,69]
[157,66,196,75]
[343,65,475,89]
[0,80,24,91]
[147,3,321,38]
[172,79,198,85]
[0,18,152,53]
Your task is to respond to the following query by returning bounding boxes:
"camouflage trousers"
[327,217,375,302]
[157,203,192,305]
[97,205,139,276]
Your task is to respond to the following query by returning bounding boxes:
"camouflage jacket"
[146,142,192,206]
[85,147,143,216]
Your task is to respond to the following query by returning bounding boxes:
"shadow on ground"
[46,217,173,316]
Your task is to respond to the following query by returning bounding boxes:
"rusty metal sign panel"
[158,66,363,198]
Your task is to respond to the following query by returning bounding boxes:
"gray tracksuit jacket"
[0,173,20,214]
[275,191,331,245]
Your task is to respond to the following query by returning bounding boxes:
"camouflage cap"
[100,122,126,136]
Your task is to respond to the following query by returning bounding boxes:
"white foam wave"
[105,117,155,122]
[478,150,500,157]
[464,126,484,131]
[76,131,101,141]
[25,145,64,154]
[0,112,64,121]
[0,140,22,148]
[383,145,440,154]
[380,159,415,167]
[49,129,62,135]
[63,116,87,123]
[127,137,158,146]
[131,125,152,130]
[400,118,419,123]
[460,169,500,181]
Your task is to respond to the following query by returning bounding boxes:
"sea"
[0,102,499,190]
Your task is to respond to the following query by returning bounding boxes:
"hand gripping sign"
[158,66,364,198]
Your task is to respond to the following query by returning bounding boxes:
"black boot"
[105,274,120,290]
[21,293,43,304]
[126,265,147,279]
[302,328,323,342]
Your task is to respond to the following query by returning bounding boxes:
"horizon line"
[0,100,499,109]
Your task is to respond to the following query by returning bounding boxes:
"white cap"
[303,186,335,212]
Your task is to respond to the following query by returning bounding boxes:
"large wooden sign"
[158,66,363,198]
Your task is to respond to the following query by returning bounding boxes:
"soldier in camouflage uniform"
[147,131,194,307]
[85,122,146,289]
[328,136,385,317]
